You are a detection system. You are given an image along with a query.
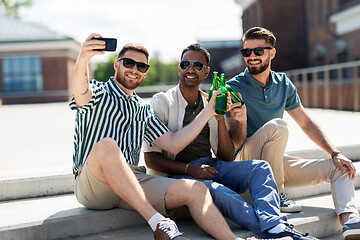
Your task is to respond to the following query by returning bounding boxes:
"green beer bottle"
[215,73,228,115]
[225,84,244,107]
[208,72,219,101]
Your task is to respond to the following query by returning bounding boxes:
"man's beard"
[247,55,270,75]
[115,71,144,90]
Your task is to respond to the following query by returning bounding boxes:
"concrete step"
[0,173,74,201]
[1,160,359,202]
[0,194,147,240]
[1,188,359,240]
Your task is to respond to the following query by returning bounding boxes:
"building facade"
[199,40,242,82]
[235,0,360,111]
[0,16,81,104]
[236,0,360,70]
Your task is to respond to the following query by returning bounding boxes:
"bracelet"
[184,164,190,175]
[331,151,341,159]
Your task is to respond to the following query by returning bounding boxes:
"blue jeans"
[170,157,287,237]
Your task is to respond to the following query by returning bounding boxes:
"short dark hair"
[242,27,276,48]
[117,43,149,61]
[181,43,210,65]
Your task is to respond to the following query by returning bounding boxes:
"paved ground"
[0,101,359,180]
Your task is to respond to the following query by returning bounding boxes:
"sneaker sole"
[280,206,302,213]
[343,230,360,240]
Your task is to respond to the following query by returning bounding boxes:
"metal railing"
[285,60,360,111]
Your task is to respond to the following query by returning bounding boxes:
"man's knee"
[265,118,289,139]
[92,138,120,158]
[174,179,209,199]
[250,160,273,174]
[93,138,117,152]
[89,138,123,166]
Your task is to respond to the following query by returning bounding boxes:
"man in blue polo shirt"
[226,26,359,240]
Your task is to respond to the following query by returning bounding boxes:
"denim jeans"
[170,157,287,237]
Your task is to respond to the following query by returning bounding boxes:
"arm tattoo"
[80,87,89,95]
[80,70,89,95]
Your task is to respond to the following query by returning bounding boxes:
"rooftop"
[0,15,73,43]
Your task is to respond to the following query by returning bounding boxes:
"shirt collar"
[108,77,140,102]
[244,68,273,89]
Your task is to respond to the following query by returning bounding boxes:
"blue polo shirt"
[226,68,301,138]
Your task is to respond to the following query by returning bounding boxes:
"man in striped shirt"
[70,33,280,240]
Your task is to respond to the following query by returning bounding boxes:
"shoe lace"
[157,219,182,239]
[286,224,318,239]
[280,193,295,206]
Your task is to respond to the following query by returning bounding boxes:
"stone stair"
[0,157,359,239]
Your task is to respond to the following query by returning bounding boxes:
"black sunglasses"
[240,47,273,57]
[117,58,150,73]
[180,60,208,72]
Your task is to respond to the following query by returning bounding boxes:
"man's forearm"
[301,119,337,156]
[217,117,235,161]
[144,152,188,175]
[171,107,214,152]
[155,106,214,154]
[73,57,92,107]
[228,118,247,148]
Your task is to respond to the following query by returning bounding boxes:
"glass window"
[319,0,323,25]
[309,0,315,28]
[2,55,43,92]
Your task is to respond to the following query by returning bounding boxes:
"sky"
[19,0,243,62]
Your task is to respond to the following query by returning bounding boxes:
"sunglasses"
[240,47,273,57]
[179,60,208,72]
[117,58,150,73]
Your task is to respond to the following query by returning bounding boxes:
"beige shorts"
[74,163,175,215]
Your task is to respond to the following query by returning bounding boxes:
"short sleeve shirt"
[69,77,169,173]
[226,68,301,137]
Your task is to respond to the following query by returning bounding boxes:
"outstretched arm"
[288,105,356,179]
[153,91,219,154]
[73,33,106,107]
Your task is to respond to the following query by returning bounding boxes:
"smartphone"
[92,37,117,51]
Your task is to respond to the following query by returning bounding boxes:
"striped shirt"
[69,77,169,173]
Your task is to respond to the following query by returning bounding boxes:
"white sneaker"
[279,193,301,213]
[153,218,188,240]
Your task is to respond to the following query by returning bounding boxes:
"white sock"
[345,218,360,225]
[268,223,287,234]
[148,212,165,231]
[234,237,242,240]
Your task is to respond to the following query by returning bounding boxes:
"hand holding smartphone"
[92,37,117,52]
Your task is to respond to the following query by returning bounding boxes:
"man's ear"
[270,48,276,60]
[205,67,211,78]
[114,59,119,71]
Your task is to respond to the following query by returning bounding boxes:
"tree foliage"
[0,0,32,18]
[93,52,179,86]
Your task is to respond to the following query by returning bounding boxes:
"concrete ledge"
[38,190,360,240]
[1,189,359,240]
[0,194,147,240]
[0,174,74,201]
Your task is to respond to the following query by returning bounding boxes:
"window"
[318,0,323,25]
[2,55,43,92]
[309,0,315,28]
